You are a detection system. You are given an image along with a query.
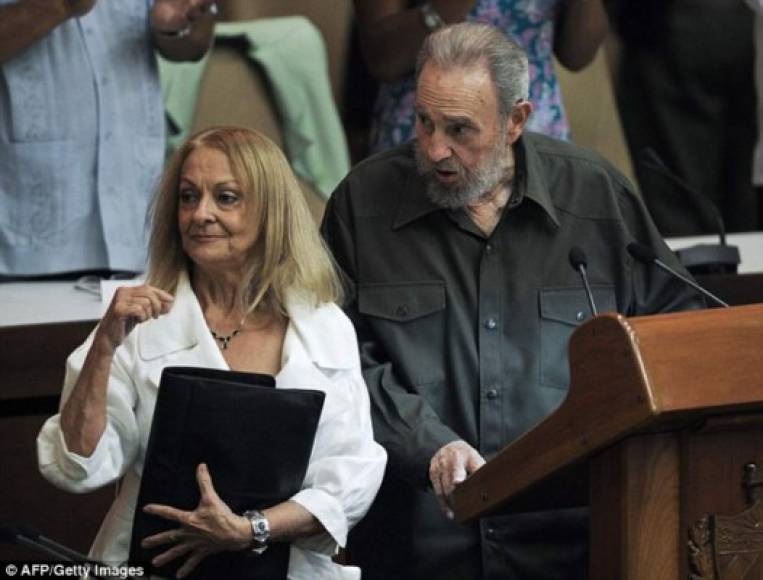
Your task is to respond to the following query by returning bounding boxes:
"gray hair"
[415,22,530,119]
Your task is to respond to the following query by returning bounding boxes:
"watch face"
[421,3,444,31]
[255,521,267,534]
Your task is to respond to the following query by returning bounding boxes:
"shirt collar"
[391,134,560,230]
[516,132,560,227]
[138,271,201,361]
[282,293,356,370]
[138,271,355,370]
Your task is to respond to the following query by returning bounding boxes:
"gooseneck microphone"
[0,524,87,561]
[626,242,729,308]
[568,247,598,316]
[0,524,139,579]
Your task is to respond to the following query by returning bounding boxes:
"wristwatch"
[243,509,270,554]
[420,2,446,32]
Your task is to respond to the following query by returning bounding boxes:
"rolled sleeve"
[36,332,140,493]
[292,370,386,553]
[290,487,348,552]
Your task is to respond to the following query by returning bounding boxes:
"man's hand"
[429,440,485,519]
[150,0,216,35]
[62,0,96,19]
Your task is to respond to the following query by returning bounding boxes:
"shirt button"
[576,311,585,322]
[486,388,499,400]
[395,305,409,318]
[485,243,493,254]
[485,527,496,540]
[485,318,497,330]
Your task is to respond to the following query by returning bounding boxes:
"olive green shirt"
[321,133,702,580]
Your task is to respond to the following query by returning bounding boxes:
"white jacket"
[37,272,386,579]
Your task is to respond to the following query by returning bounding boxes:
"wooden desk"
[0,282,112,559]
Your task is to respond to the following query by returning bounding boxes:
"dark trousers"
[615,0,758,235]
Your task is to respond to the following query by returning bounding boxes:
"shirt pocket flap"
[358,281,446,322]
[540,286,616,326]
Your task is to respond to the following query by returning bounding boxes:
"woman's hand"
[94,284,174,355]
[59,284,172,456]
[141,463,252,578]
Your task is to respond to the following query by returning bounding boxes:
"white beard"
[415,134,512,209]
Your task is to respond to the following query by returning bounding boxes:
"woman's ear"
[506,100,534,144]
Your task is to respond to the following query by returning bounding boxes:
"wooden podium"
[452,304,763,580]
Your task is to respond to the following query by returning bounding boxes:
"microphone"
[638,149,740,274]
[0,524,141,579]
[626,242,729,308]
[0,524,89,562]
[568,247,598,316]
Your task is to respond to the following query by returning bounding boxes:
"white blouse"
[37,273,386,580]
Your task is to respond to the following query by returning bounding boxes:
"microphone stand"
[1,525,142,580]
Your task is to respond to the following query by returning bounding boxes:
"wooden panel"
[680,417,763,579]
[1,321,94,401]
[588,443,625,580]
[0,415,113,560]
[629,304,763,412]
[590,434,680,580]
[0,320,110,559]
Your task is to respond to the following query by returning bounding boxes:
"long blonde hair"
[147,126,342,315]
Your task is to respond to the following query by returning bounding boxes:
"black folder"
[129,366,325,580]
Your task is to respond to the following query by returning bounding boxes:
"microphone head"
[568,246,587,270]
[627,242,657,264]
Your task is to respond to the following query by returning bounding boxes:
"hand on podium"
[429,440,485,520]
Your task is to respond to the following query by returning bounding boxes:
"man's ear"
[505,100,533,144]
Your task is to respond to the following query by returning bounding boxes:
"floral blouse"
[369,0,569,153]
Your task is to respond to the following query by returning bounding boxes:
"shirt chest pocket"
[539,286,616,389]
[358,281,446,386]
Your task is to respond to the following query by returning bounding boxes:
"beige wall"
[555,39,636,188]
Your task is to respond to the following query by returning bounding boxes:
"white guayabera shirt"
[0,0,163,275]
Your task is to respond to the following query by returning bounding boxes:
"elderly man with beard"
[321,22,702,580]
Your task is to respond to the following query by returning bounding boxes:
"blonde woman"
[37,127,386,579]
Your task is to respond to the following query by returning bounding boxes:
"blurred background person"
[0,0,215,278]
[747,0,763,230]
[36,126,386,579]
[352,0,609,154]
[609,0,758,235]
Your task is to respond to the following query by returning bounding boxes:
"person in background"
[353,0,609,154]
[609,0,758,235]
[322,22,702,580]
[37,126,386,579]
[0,0,214,278]
[746,0,763,229]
